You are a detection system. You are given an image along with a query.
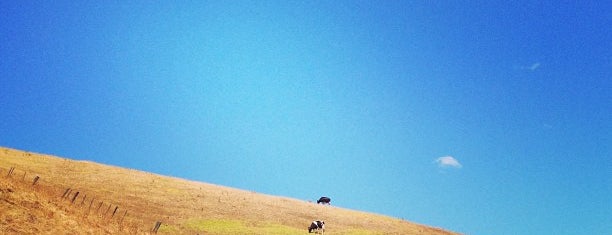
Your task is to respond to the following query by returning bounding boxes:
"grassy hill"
[0,146,459,234]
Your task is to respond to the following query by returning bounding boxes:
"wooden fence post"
[120,211,128,224]
[88,198,95,213]
[104,204,112,216]
[71,191,80,204]
[96,202,104,214]
[152,221,162,233]
[111,206,119,218]
[62,188,71,199]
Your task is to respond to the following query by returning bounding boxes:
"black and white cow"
[308,220,325,233]
[317,197,331,205]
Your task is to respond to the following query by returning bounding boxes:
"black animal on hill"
[317,196,331,205]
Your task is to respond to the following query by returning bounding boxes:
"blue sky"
[1,1,610,234]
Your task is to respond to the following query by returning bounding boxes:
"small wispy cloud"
[517,62,541,71]
[435,156,462,169]
[528,63,540,71]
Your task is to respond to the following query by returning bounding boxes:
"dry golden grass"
[0,146,459,234]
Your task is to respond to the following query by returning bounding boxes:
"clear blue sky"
[1,1,610,234]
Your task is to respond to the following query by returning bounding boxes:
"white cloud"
[516,62,541,71]
[528,63,540,71]
[435,156,462,168]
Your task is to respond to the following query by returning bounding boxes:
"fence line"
[0,166,149,233]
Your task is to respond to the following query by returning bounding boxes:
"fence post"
[62,188,71,199]
[87,198,95,213]
[71,191,80,204]
[111,206,119,218]
[152,221,162,233]
[104,204,112,216]
[32,176,40,186]
[120,211,128,224]
[96,202,104,214]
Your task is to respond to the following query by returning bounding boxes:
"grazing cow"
[308,220,325,234]
[317,197,331,205]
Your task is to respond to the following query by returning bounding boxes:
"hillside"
[0,146,459,234]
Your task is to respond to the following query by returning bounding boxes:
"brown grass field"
[0,146,460,234]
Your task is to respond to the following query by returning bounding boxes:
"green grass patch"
[184,219,303,235]
[185,219,248,234]
[158,224,179,234]
[257,223,304,235]
[337,229,385,235]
